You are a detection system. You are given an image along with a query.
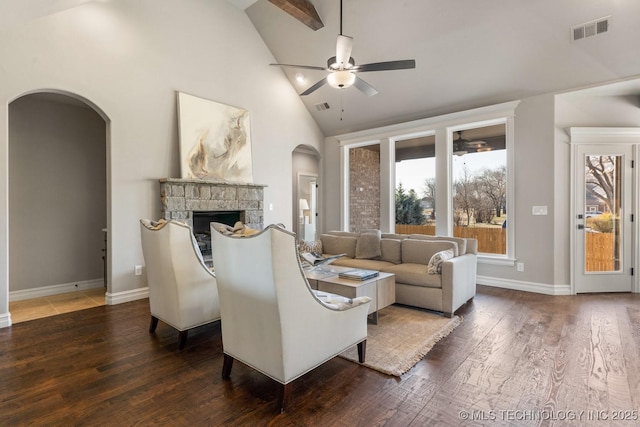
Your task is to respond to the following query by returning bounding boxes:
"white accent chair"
[140,219,221,350]
[211,224,371,412]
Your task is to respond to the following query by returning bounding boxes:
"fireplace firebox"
[192,210,243,257]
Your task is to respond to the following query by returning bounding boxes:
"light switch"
[532,206,548,216]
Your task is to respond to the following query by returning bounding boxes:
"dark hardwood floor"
[1,286,639,426]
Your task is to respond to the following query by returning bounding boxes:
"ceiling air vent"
[315,102,330,111]
[572,16,610,42]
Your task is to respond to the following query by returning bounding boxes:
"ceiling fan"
[270,0,416,96]
[453,130,489,156]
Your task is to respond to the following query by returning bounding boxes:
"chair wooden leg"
[149,316,159,333]
[278,383,292,413]
[178,330,189,350]
[222,354,234,380]
[357,339,366,363]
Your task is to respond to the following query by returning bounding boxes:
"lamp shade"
[299,198,310,210]
[327,70,356,89]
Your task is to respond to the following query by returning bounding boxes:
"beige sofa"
[317,231,478,317]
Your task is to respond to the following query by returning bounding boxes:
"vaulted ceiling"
[233,0,640,136]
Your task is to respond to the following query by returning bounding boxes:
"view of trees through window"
[584,154,621,272]
[395,124,507,255]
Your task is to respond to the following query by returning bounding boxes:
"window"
[338,101,518,263]
[451,124,507,255]
[395,134,435,235]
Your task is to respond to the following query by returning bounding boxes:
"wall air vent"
[315,102,330,111]
[571,16,610,42]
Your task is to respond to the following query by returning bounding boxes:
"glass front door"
[574,144,633,293]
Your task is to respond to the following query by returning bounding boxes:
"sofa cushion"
[427,249,454,274]
[381,233,409,240]
[380,238,402,264]
[331,257,394,271]
[327,230,360,238]
[320,234,357,258]
[408,234,466,255]
[355,230,382,259]
[381,263,442,288]
[401,239,458,265]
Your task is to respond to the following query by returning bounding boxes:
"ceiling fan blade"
[270,63,327,71]
[300,78,327,96]
[353,76,378,97]
[335,35,353,68]
[354,59,416,72]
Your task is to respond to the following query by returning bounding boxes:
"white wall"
[0,0,325,325]
[9,95,106,292]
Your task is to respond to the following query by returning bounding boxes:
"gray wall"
[321,90,640,293]
[554,90,640,287]
[480,94,557,286]
[9,96,106,291]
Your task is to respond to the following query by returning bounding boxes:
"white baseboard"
[478,275,572,295]
[9,278,105,302]
[105,287,149,305]
[0,312,12,328]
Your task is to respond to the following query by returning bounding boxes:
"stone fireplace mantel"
[159,178,266,230]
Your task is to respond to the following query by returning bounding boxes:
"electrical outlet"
[135,265,142,276]
[516,262,525,272]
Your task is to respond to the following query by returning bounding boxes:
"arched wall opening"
[292,144,320,241]
[7,90,109,320]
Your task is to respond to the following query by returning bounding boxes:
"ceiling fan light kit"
[327,70,356,89]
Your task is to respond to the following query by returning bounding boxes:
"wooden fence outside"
[585,233,616,272]
[395,224,506,254]
[396,224,616,270]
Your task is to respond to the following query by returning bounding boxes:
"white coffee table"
[305,266,396,324]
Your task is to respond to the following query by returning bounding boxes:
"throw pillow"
[355,230,382,259]
[320,234,358,258]
[380,238,402,264]
[211,222,234,235]
[427,249,454,274]
[148,219,167,229]
[298,239,323,254]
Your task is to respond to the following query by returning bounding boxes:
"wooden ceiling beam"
[268,0,324,31]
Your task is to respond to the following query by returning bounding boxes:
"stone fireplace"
[159,178,266,256]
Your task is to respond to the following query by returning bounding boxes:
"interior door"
[574,144,633,293]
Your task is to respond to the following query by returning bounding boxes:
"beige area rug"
[340,305,462,377]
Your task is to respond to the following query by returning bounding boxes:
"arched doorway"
[8,91,109,322]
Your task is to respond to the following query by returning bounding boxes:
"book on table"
[301,252,346,266]
[338,269,379,281]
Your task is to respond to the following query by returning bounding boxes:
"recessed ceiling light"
[295,73,305,83]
